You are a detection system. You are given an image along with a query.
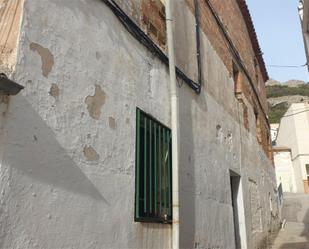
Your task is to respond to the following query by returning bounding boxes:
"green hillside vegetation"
[266,84,309,98]
[268,102,289,124]
[267,83,309,123]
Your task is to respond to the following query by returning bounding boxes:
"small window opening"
[135,108,172,223]
[233,62,241,95]
[243,103,249,130]
[254,107,262,144]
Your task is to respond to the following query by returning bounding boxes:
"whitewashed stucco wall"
[274,151,296,193]
[276,103,309,193]
[0,0,278,249]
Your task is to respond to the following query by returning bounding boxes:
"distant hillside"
[267,84,309,98]
[266,80,309,123]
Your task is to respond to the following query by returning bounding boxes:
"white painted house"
[270,123,279,144]
[273,147,296,193]
[276,103,309,193]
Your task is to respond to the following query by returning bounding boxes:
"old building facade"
[275,103,309,194]
[0,0,278,248]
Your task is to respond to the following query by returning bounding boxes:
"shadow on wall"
[178,83,208,249]
[2,95,107,202]
[178,87,196,249]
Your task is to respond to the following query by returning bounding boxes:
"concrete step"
[271,222,309,249]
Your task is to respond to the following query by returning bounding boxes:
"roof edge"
[236,0,269,83]
[273,147,292,152]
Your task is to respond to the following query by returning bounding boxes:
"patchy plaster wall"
[0,0,279,249]
[1,1,172,248]
[29,42,54,77]
[84,85,106,120]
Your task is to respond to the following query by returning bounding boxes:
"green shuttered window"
[135,108,172,223]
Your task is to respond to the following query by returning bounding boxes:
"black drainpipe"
[194,0,202,93]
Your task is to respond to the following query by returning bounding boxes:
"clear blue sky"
[246,0,309,82]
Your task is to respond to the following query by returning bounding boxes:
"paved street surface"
[272,193,309,249]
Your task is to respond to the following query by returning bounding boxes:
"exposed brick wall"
[185,0,272,158]
[141,0,166,48]
[113,0,141,25]
[110,0,272,159]
[185,0,268,111]
[113,0,166,49]
[111,0,269,119]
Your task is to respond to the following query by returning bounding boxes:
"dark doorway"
[230,171,241,249]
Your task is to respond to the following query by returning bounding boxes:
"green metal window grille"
[135,108,172,223]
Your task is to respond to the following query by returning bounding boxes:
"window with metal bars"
[135,108,172,224]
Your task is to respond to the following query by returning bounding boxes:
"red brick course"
[185,0,271,158]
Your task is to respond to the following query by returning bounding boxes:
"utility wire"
[101,0,201,93]
[267,62,308,68]
[282,108,309,118]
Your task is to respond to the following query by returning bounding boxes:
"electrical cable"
[176,77,183,88]
[204,0,269,126]
[282,108,309,118]
[267,63,308,68]
[101,0,201,93]
[194,0,202,93]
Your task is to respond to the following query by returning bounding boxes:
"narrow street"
[272,193,309,249]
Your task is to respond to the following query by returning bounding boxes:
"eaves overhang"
[273,147,292,152]
[236,0,269,82]
[0,73,24,95]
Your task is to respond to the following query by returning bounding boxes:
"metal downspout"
[165,0,179,248]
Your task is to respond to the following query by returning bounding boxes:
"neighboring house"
[270,123,279,145]
[0,0,279,249]
[276,103,309,193]
[273,147,296,193]
[299,0,309,71]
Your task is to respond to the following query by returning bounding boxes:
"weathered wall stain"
[29,42,54,77]
[109,116,116,129]
[85,85,106,120]
[95,51,101,60]
[83,145,100,161]
[49,83,59,98]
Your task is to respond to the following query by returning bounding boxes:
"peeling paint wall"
[29,42,54,77]
[0,0,278,249]
[84,85,106,120]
